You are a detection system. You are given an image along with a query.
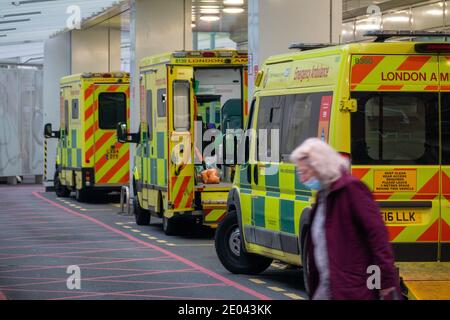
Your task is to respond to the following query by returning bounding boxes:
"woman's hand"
[380,287,397,299]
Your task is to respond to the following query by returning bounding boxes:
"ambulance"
[215,32,450,283]
[44,72,130,202]
[117,50,248,235]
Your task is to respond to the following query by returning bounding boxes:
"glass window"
[173,81,190,131]
[441,94,450,164]
[98,92,127,130]
[351,92,438,165]
[147,90,153,140]
[257,96,283,159]
[281,92,324,158]
[157,88,166,117]
[64,100,69,133]
[72,99,79,120]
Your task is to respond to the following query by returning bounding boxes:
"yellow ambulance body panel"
[126,50,249,234]
[215,41,450,280]
[49,72,130,202]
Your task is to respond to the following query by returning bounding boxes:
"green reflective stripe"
[150,158,157,185]
[296,195,310,202]
[77,149,82,167]
[241,189,252,195]
[264,164,279,189]
[71,130,77,148]
[157,132,165,158]
[67,148,72,167]
[266,191,280,198]
[253,197,265,227]
[280,200,295,234]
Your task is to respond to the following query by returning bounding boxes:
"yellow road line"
[284,293,305,300]
[157,240,167,243]
[140,234,150,237]
[116,222,123,225]
[166,243,176,246]
[123,226,132,229]
[131,229,140,233]
[148,237,157,240]
[249,279,266,285]
[268,286,286,293]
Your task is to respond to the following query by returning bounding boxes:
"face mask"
[304,177,322,190]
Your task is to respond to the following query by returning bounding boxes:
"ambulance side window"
[173,81,190,131]
[281,92,324,159]
[351,92,438,165]
[147,90,153,140]
[72,99,79,120]
[157,89,167,117]
[257,96,283,160]
[98,92,127,130]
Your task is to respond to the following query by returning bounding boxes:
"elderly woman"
[290,138,401,300]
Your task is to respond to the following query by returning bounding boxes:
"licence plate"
[381,211,422,225]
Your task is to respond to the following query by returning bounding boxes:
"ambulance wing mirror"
[340,98,358,113]
[117,122,140,144]
[44,123,60,139]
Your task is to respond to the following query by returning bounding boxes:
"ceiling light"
[200,15,220,22]
[223,7,244,14]
[200,8,220,14]
[191,23,196,28]
[11,0,57,5]
[0,28,16,32]
[224,0,244,5]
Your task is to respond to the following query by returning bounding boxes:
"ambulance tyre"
[54,172,70,198]
[75,188,89,203]
[301,229,310,296]
[215,210,273,275]
[134,195,150,226]
[162,215,178,236]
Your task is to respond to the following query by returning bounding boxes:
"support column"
[128,0,192,193]
[71,22,121,73]
[248,0,342,97]
[42,33,71,190]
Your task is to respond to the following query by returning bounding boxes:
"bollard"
[120,186,132,216]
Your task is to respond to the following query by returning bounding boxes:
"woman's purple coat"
[305,171,402,300]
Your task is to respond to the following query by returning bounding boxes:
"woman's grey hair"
[290,138,350,186]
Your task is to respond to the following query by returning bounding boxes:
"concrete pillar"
[248,0,342,97]
[128,0,192,193]
[130,0,192,132]
[71,22,121,73]
[43,33,71,189]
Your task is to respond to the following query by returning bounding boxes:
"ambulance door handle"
[253,164,259,185]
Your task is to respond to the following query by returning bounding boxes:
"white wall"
[42,33,71,186]
[248,0,342,97]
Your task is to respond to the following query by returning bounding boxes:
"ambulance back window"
[98,92,127,130]
[351,92,438,165]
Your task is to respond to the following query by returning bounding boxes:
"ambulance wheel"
[215,210,273,275]
[301,230,310,296]
[75,188,89,203]
[134,195,150,226]
[162,215,178,236]
[54,172,70,198]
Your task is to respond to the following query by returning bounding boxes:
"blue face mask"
[304,177,322,190]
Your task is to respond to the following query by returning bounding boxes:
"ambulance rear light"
[339,152,352,165]
[202,51,216,57]
[85,171,91,186]
[415,43,450,53]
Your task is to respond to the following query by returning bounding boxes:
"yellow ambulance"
[117,50,248,235]
[215,33,450,281]
[45,72,130,202]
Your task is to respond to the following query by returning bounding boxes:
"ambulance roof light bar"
[364,30,450,42]
[288,43,338,51]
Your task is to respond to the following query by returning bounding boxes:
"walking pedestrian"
[290,138,402,300]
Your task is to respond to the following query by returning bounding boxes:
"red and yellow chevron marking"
[83,83,130,185]
[352,167,440,243]
[170,176,192,210]
[204,209,227,224]
[351,55,440,92]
